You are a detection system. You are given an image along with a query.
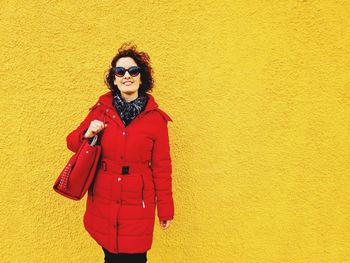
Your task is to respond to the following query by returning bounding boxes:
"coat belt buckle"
[122,166,129,175]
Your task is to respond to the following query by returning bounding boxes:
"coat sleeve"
[151,117,175,221]
[66,103,100,153]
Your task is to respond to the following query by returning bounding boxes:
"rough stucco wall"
[1,0,350,262]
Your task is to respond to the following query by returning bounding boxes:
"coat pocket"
[141,173,145,208]
[140,172,156,207]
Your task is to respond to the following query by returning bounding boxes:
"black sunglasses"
[113,66,141,77]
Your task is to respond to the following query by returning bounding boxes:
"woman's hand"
[84,120,107,139]
[159,220,172,230]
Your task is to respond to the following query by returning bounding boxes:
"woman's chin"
[120,90,138,97]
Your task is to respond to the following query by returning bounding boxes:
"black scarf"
[112,90,149,127]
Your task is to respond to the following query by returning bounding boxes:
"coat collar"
[98,91,159,113]
[95,90,172,126]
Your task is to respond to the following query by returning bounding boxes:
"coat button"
[106,109,109,112]
[117,177,122,181]
[122,131,126,135]
[97,102,101,106]
[112,115,116,118]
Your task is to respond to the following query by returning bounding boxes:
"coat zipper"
[141,173,145,208]
[97,104,150,252]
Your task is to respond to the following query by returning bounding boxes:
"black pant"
[102,247,147,263]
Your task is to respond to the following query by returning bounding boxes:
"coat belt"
[99,158,151,175]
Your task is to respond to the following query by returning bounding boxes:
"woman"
[66,42,175,263]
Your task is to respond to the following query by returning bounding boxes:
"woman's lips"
[123,81,133,85]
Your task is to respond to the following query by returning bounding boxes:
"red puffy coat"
[66,91,174,253]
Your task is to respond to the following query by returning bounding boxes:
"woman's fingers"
[85,120,108,138]
[160,220,171,229]
[91,120,106,132]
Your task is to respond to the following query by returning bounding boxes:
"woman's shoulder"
[146,93,173,123]
[88,101,105,112]
[88,91,113,111]
[149,108,173,123]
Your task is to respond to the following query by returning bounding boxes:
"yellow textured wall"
[1,1,350,262]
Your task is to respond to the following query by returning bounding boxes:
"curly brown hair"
[104,41,155,95]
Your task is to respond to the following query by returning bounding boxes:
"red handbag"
[53,114,105,201]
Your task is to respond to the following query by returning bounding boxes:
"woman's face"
[114,57,142,99]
